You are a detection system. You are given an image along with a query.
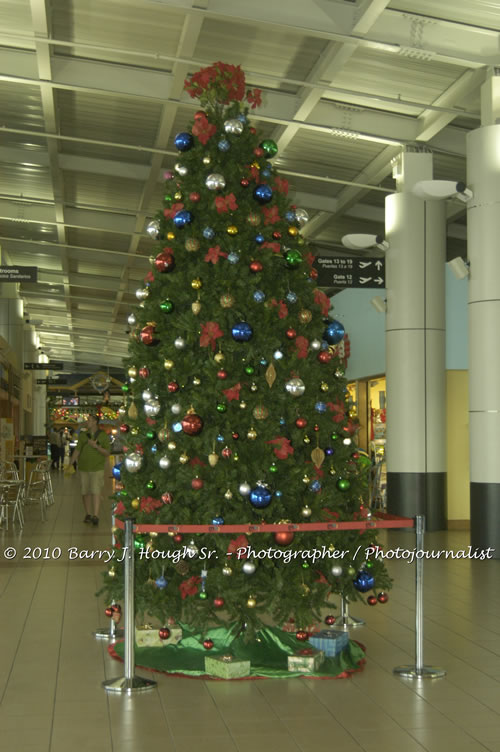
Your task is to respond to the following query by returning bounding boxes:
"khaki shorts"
[80,470,105,495]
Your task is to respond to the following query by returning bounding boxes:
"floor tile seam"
[407,725,495,751]
[251,679,311,751]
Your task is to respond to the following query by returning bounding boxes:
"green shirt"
[76,429,110,471]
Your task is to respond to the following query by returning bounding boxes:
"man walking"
[70,414,110,526]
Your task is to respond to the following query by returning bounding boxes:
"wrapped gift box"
[309,629,349,657]
[282,620,322,634]
[205,654,251,679]
[287,647,325,673]
[135,624,182,648]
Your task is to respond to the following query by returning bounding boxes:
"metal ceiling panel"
[390,0,500,30]
[0,164,54,200]
[62,171,143,212]
[2,0,34,43]
[0,82,44,130]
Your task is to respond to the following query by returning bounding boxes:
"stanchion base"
[393,665,446,680]
[102,675,157,693]
[338,615,365,631]
[94,627,124,640]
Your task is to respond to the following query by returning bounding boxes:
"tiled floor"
[1,473,500,752]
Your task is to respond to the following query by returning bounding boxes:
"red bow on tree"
[145,417,156,425]
[294,336,309,359]
[315,570,329,585]
[189,456,206,467]
[223,383,242,401]
[246,88,262,109]
[200,321,224,351]
[179,576,201,599]
[192,113,217,145]
[262,241,281,254]
[270,298,288,319]
[305,251,316,268]
[144,271,154,284]
[204,245,227,264]
[215,193,238,214]
[114,502,125,516]
[248,165,261,182]
[227,535,249,558]
[140,496,162,513]
[322,507,339,521]
[267,436,294,460]
[164,202,184,219]
[273,176,289,194]
[262,206,280,225]
[314,289,330,316]
[327,401,345,423]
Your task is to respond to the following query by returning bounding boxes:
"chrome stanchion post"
[95,505,124,640]
[338,595,365,631]
[394,514,446,679]
[103,519,157,693]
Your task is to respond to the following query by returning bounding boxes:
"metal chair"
[23,461,52,522]
[0,462,24,530]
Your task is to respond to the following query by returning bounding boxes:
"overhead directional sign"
[0,266,38,282]
[36,378,68,385]
[24,361,64,371]
[314,256,385,289]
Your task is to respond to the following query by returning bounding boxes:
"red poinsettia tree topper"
[184,61,262,110]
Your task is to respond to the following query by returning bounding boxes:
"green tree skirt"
[110,624,365,679]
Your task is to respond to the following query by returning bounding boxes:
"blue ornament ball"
[279,417,286,425]
[218,139,230,152]
[353,571,375,593]
[212,516,225,525]
[255,233,265,244]
[172,422,183,433]
[253,184,273,204]
[323,320,345,345]
[249,484,272,508]
[155,575,168,589]
[309,480,321,493]
[260,358,268,366]
[286,291,298,304]
[227,252,240,264]
[274,490,282,497]
[203,226,215,239]
[151,444,158,454]
[112,463,122,481]
[315,401,327,413]
[173,210,193,228]
[253,290,266,303]
[232,322,253,342]
[217,434,224,442]
[285,210,296,223]
[325,447,335,456]
[174,132,194,151]
[261,169,271,178]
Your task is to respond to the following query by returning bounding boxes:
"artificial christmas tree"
[103,62,391,657]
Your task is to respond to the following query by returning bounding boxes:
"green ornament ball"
[365,561,374,569]
[284,249,303,269]
[121,385,129,393]
[160,299,174,313]
[245,365,255,375]
[199,592,208,600]
[146,480,156,490]
[164,194,173,202]
[336,478,350,491]
[269,463,278,473]
[331,432,339,441]
[260,139,278,157]
[216,403,227,413]
[302,562,310,569]
[347,566,356,576]
[146,430,156,439]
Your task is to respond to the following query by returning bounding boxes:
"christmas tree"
[105,62,391,641]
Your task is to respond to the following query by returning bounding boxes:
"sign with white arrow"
[314,256,386,288]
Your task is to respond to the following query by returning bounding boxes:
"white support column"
[467,69,500,556]
[384,148,447,530]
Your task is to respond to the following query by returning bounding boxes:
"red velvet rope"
[113,514,414,535]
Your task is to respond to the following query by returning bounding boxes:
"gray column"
[467,70,500,557]
[385,149,447,530]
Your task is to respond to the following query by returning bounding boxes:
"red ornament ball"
[250,260,263,273]
[232,432,239,440]
[138,366,149,379]
[274,530,294,546]
[325,615,336,626]
[173,534,183,543]
[377,592,389,604]
[295,418,307,429]
[221,447,232,459]
[240,178,250,188]
[154,251,175,274]
[253,147,264,157]
[213,597,225,609]
[181,412,204,436]
[310,269,318,280]
[105,606,114,618]
[296,630,309,642]
[318,351,332,364]
[189,192,201,202]
[272,231,281,240]
[159,627,171,640]
[191,477,204,490]
[161,492,173,504]
[119,424,129,433]
[140,325,157,346]
[367,595,378,606]
[286,328,297,339]
[217,370,227,380]
[168,381,180,393]
[203,639,214,650]
[250,127,257,135]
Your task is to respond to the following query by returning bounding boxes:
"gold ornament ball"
[320,382,329,392]
[224,489,233,500]
[250,382,258,393]
[301,505,312,518]
[227,225,238,235]
[127,366,137,378]
[131,427,139,436]
[233,453,239,461]
[203,155,211,165]
[303,435,311,444]
[174,191,182,200]
[131,498,140,510]
[247,597,257,608]
[288,226,299,237]
[191,278,202,290]
[239,401,247,409]
[179,452,189,464]
[247,428,257,440]
[251,161,260,169]
[222,566,232,576]
[298,309,312,323]
[191,301,201,315]
[214,352,225,363]
[167,441,177,450]
[208,452,219,467]
[108,567,116,578]
[150,531,158,538]
[193,376,201,385]
[164,359,174,370]
[167,232,175,240]
[329,466,336,476]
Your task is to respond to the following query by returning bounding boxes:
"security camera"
[342,234,389,251]
[412,180,473,202]
[447,256,470,280]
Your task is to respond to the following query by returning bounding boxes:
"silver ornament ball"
[242,561,256,575]
[205,173,226,191]
[239,482,251,496]
[142,389,153,402]
[224,118,244,135]
[174,337,186,349]
[310,339,322,351]
[294,208,309,227]
[124,452,143,473]
[174,162,188,176]
[136,288,149,301]
[285,378,306,397]
[127,313,137,326]
[171,403,181,415]
[159,455,171,470]
[144,398,161,417]
[331,565,343,577]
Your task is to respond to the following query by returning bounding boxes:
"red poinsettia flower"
[314,289,330,316]
[199,321,224,351]
[266,436,294,460]
[223,383,242,401]
[273,176,289,194]
[144,271,154,283]
[261,241,281,254]
[215,193,238,214]
[304,251,316,268]
[294,336,309,359]
[163,202,184,219]
[114,502,125,516]
[140,496,162,513]
[227,535,249,558]
[262,206,280,225]
[179,576,201,599]
[204,245,227,264]
[248,165,261,182]
[327,401,345,423]
[192,113,217,145]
